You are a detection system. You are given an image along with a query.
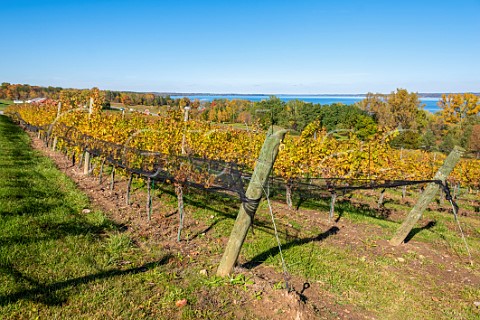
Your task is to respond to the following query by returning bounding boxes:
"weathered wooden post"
[88,97,94,115]
[83,151,91,175]
[52,137,58,151]
[83,98,93,175]
[126,173,134,205]
[329,192,337,222]
[52,102,61,151]
[146,177,152,221]
[110,165,116,190]
[389,146,464,246]
[217,126,287,277]
[181,106,190,155]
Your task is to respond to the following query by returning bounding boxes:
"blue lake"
[175,95,441,113]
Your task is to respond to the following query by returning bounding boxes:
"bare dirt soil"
[30,134,479,319]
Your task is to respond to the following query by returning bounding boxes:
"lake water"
[175,95,441,113]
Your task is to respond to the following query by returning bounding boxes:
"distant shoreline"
[159,92,479,99]
[160,94,442,112]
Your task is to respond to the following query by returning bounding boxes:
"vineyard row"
[5,103,480,191]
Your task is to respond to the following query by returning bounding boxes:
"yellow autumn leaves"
[6,104,480,190]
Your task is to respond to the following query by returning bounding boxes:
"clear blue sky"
[2,0,479,94]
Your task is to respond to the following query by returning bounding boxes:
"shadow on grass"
[242,226,340,269]
[154,186,295,240]
[334,200,392,222]
[154,185,238,217]
[0,168,72,217]
[0,115,147,307]
[0,255,172,306]
[279,187,396,224]
[0,117,63,217]
[0,218,121,247]
[404,220,437,243]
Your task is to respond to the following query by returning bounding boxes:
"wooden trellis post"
[52,102,61,151]
[84,98,93,175]
[83,151,91,175]
[390,146,465,246]
[217,126,287,277]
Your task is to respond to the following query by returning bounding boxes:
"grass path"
[0,114,479,319]
[0,114,313,319]
[0,100,12,112]
[0,115,176,319]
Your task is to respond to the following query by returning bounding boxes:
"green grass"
[169,183,480,319]
[233,188,480,319]
[109,102,165,115]
[0,100,13,111]
[160,174,480,319]
[1,113,479,319]
[0,115,256,319]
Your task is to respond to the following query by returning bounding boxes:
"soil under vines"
[29,132,480,320]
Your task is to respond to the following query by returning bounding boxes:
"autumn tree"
[356,89,424,130]
[438,93,480,127]
[386,89,424,130]
[0,82,62,100]
[469,124,480,158]
[355,92,392,127]
[119,93,133,106]
[142,93,155,106]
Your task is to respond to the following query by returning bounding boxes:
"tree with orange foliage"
[438,93,480,127]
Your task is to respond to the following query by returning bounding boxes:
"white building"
[13,97,47,104]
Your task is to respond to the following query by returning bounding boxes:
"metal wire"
[14,114,474,267]
[448,199,474,266]
[260,176,291,292]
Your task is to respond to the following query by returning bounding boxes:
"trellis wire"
[448,199,473,266]
[11,113,473,264]
[263,187,291,291]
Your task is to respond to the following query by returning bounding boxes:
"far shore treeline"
[1,82,479,155]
